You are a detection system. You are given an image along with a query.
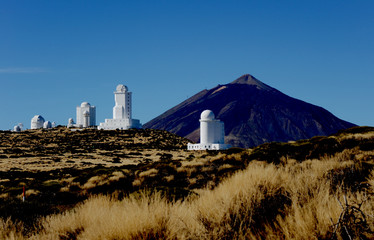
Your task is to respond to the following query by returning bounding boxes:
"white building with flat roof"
[188,110,231,150]
[98,84,142,130]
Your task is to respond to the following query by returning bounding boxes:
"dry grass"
[0,127,195,172]
[29,193,172,240]
[3,150,374,239]
[1,126,374,239]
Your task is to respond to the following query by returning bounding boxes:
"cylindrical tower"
[200,110,216,144]
[83,111,90,128]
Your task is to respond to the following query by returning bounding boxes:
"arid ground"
[1,126,374,239]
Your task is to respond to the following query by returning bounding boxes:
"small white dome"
[13,125,21,132]
[81,102,91,107]
[43,121,52,129]
[116,84,128,93]
[83,110,90,116]
[200,110,215,120]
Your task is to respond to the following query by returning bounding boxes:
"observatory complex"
[31,115,55,130]
[188,110,231,150]
[98,84,142,130]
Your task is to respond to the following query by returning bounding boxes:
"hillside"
[1,126,374,239]
[144,74,355,148]
[0,127,190,171]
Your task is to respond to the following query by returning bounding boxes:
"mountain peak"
[144,74,355,148]
[230,74,273,91]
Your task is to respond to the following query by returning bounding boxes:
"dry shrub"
[192,162,290,239]
[0,218,24,240]
[339,132,374,141]
[217,164,234,172]
[132,179,142,187]
[139,168,158,178]
[82,175,107,190]
[0,193,10,199]
[25,189,40,198]
[82,171,126,191]
[32,192,173,240]
[108,171,125,182]
[164,175,175,183]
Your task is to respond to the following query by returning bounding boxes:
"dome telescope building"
[76,102,96,128]
[67,118,75,128]
[43,121,52,129]
[13,123,23,132]
[98,84,142,130]
[13,125,21,132]
[188,110,231,150]
[31,115,45,129]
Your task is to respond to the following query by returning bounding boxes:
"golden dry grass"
[2,150,373,239]
[0,127,198,172]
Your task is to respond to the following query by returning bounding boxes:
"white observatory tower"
[76,102,96,128]
[98,84,142,130]
[188,110,231,150]
[113,84,132,120]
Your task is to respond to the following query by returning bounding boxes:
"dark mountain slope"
[144,74,355,148]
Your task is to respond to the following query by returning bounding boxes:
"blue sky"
[0,1,373,130]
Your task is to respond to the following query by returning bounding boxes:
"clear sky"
[0,1,373,130]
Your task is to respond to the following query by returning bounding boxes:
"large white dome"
[31,115,45,123]
[116,84,128,93]
[200,110,215,120]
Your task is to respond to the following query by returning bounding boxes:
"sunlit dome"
[81,102,91,108]
[32,115,45,123]
[43,121,52,129]
[200,110,215,120]
[116,84,128,93]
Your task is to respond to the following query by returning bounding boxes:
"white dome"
[81,102,91,107]
[43,121,52,129]
[200,110,215,120]
[13,125,21,132]
[31,115,45,123]
[116,84,128,93]
[83,110,90,116]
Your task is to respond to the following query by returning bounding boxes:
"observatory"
[43,121,52,129]
[13,125,21,132]
[13,123,23,132]
[76,102,96,128]
[188,110,231,150]
[67,118,75,128]
[98,84,142,130]
[31,115,45,129]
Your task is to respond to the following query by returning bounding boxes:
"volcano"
[144,74,355,148]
